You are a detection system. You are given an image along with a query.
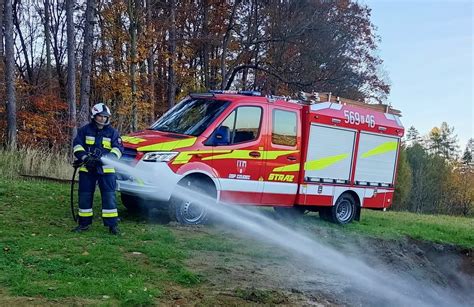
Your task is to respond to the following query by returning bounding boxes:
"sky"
[363,0,473,150]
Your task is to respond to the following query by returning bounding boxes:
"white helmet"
[91,103,111,125]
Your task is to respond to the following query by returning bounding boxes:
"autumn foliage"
[1,0,391,149]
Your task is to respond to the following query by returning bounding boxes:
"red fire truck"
[117,91,404,225]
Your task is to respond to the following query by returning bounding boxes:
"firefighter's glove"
[82,154,98,170]
[72,159,82,168]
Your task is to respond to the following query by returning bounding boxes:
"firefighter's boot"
[109,225,120,235]
[72,225,90,233]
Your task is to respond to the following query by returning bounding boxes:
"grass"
[0,152,473,303]
[0,178,200,305]
[347,210,474,248]
[0,147,72,180]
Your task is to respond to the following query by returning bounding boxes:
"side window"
[219,106,262,145]
[272,109,297,146]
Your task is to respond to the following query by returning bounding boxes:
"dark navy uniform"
[73,122,123,228]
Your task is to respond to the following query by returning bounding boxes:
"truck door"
[210,104,265,204]
[261,106,301,205]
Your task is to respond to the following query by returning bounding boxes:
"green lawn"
[0,179,198,305]
[0,178,472,304]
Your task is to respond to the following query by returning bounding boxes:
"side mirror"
[208,126,230,146]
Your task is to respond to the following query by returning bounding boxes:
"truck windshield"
[150,98,230,136]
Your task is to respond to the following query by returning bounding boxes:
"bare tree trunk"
[4,0,17,149]
[44,0,51,91]
[128,0,140,131]
[78,0,96,127]
[146,0,155,123]
[201,0,209,89]
[12,1,33,84]
[167,0,176,109]
[0,0,4,61]
[220,0,239,89]
[66,0,77,143]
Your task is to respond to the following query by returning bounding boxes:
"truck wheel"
[171,178,216,225]
[120,193,143,213]
[318,207,332,221]
[330,193,357,224]
[274,206,306,219]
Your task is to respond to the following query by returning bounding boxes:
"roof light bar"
[209,90,262,96]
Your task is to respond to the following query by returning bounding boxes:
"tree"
[427,122,459,160]
[0,0,4,61]
[4,0,17,149]
[167,0,177,109]
[444,164,473,216]
[393,145,412,210]
[43,0,52,90]
[78,0,97,127]
[127,0,141,131]
[66,0,77,143]
[405,126,419,145]
[462,138,473,165]
[406,144,449,213]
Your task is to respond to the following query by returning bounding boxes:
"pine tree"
[462,138,473,165]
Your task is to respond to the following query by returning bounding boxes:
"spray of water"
[104,157,473,306]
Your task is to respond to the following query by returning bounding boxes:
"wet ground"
[159,217,474,306]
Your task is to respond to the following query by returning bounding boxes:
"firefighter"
[72,103,123,235]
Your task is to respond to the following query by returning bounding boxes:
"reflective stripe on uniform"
[361,141,398,158]
[73,144,86,153]
[79,166,88,172]
[137,137,197,151]
[102,209,118,218]
[102,137,112,149]
[110,147,122,158]
[78,208,93,217]
[85,136,95,145]
[103,167,115,173]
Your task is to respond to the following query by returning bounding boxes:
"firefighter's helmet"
[91,103,111,125]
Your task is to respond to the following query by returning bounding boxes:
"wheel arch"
[177,172,218,199]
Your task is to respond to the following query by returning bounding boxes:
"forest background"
[0,0,472,216]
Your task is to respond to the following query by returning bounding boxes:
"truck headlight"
[142,152,178,162]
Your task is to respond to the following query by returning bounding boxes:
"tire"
[274,206,306,219]
[170,177,216,225]
[329,193,357,224]
[120,193,143,213]
[318,207,332,221]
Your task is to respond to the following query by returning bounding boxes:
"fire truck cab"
[117,91,404,225]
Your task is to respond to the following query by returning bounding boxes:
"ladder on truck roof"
[298,91,402,116]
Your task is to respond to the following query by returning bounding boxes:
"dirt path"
[161,222,474,306]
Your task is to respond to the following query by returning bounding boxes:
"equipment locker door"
[261,106,301,205]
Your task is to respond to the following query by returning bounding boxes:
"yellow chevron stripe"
[172,150,230,165]
[304,153,349,171]
[137,137,197,151]
[273,163,300,172]
[122,136,146,144]
[202,150,298,161]
[361,141,398,158]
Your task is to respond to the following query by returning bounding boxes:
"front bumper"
[116,160,181,202]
